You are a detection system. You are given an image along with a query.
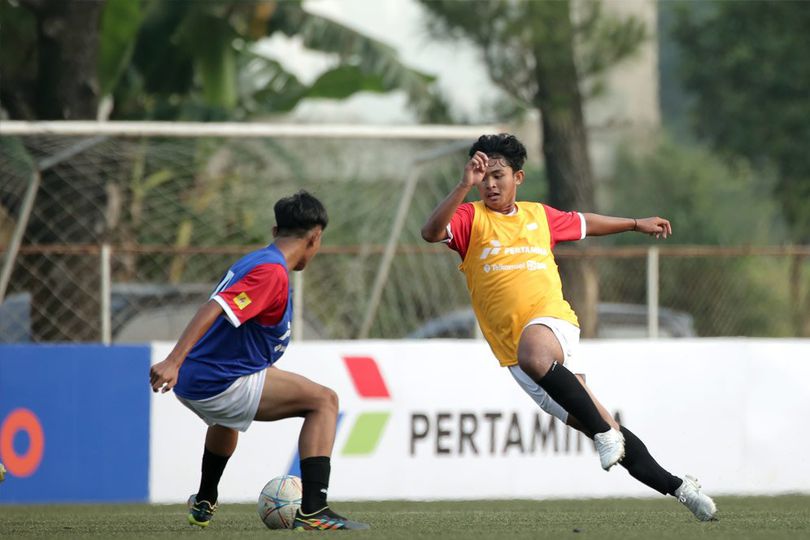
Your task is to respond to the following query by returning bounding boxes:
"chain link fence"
[2,124,809,343]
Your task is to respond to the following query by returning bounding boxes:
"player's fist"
[149,358,181,393]
[635,217,672,239]
[462,151,489,187]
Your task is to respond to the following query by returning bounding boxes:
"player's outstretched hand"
[636,217,672,239]
[462,151,489,187]
[149,357,181,393]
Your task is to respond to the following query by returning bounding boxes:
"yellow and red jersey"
[446,201,585,366]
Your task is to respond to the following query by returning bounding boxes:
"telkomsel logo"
[286,356,391,475]
[0,408,45,478]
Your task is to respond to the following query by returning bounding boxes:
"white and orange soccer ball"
[257,475,302,529]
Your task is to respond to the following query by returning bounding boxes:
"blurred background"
[1,0,809,344]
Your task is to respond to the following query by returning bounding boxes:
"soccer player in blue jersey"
[149,191,368,531]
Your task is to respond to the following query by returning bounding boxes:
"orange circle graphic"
[0,408,45,477]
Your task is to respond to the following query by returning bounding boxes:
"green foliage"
[672,1,810,241]
[419,0,646,107]
[98,0,448,121]
[604,138,792,336]
[98,0,145,97]
[608,138,785,246]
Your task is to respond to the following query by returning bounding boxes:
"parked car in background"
[406,303,696,340]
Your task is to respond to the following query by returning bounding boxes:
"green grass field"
[2,496,808,539]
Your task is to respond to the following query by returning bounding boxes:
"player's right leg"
[517,323,624,470]
[254,367,369,530]
[188,425,237,528]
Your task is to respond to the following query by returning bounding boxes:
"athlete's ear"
[272,226,279,238]
[515,169,525,185]
[307,227,322,247]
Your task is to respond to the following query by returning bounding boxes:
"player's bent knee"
[517,354,553,380]
[317,386,339,414]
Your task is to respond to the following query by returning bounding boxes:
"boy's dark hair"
[274,190,328,237]
[469,133,527,172]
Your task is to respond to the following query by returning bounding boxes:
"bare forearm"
[421,182,472,242]
[165,300,223,365]
[583,213,636,236]
[584,213,672,238]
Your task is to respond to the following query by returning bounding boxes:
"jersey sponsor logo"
[480,239,548,260]
[526,222,539,230]
[483,260,548,273]
[233,292,252,310]
[479,240,501,259]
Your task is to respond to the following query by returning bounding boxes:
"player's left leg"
[564,377,717,521]
[517,323,625,470]
[254,367,369,530]
[511,363,717,521]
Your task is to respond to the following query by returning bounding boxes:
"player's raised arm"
[149,299,223,393]
[584,213,672,239]
[421,151,489,242]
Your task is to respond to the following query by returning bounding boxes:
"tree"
[672,1,810,243]
[99,0,449,121]
[0,0,448,341]
[418,0,646,336]
[0,0,106,341]
[607,138,793,336]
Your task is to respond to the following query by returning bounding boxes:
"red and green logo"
[287,356,391,475]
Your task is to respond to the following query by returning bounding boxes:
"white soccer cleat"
[675,475,718,521]
[593,428,625,470]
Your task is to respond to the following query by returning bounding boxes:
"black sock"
[196,447,230,504]
[300,456,331,514]
[620,426,683,496]
[537,362,611,436]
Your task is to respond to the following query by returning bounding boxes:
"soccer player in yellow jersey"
[422,134,717,521]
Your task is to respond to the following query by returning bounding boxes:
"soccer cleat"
[187,494,218,528]
[675,475,718,522]
[293,507,370,530]
[593,428,625,470]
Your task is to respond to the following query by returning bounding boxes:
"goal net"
[0,122,498,343]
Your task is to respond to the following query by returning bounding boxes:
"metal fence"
[1,242,808,344]
[1,123,809,343]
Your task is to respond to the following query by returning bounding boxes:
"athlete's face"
[477,155,524,213]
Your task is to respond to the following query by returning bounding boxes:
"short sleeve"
[543,204,586,248]
[447,203,475,260]
[213,264,288,327]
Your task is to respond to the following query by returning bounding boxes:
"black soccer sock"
[300,456,331,514]
[620,426,683,496]
[537,362,611,436]
[196,447,230,504]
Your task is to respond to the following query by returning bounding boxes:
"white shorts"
[508,317,583,423]
[176,369,267,432]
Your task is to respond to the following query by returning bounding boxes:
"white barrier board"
[150,339,810,502]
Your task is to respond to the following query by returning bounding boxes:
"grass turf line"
[1,496,808,539]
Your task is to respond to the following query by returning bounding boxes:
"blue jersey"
[173,244,293,400]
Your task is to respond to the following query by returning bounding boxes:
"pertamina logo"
[286,356,390,475]
[479,239,549,273]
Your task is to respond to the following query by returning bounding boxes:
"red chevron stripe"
[343,356,390,398]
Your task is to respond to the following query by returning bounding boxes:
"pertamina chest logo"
[479,239,549,273]
[233,292,252,310]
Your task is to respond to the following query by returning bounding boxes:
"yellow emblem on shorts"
[233,292,252,310]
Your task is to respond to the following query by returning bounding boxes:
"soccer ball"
[257,475,302,529]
